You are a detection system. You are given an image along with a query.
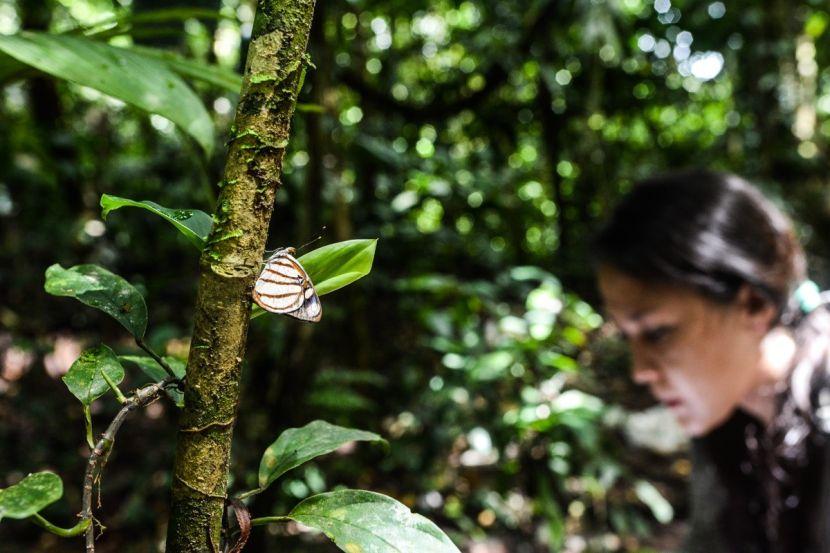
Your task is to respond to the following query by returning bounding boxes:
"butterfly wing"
[288,281,322,322]
[253,248,322,322]
[253,250,306,313]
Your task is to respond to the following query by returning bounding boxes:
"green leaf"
[298,239,378,296]
[124,7,232,26]
[0,51,27,84]
[286,490,461,553]
[44,264,148,338]
[0,472,63,522]
[258,421,385,492]
[634,480,674,524]
[0,32,214,154]
[62,345,125,406]
[120,355,186,407]
[100,194,213,250]
[129,46,242,93]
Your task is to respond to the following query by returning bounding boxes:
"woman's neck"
[739,327,797,425]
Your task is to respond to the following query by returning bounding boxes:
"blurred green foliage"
[1,0,829,551]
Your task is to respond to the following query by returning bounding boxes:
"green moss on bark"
[165,1,317,551]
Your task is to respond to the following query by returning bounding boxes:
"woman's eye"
[642,326,674,344]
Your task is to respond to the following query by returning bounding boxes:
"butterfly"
[252,247,322,322]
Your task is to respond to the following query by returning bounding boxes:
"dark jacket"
[685,374,830,552]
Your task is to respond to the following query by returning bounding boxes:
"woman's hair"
[593,169,806,323]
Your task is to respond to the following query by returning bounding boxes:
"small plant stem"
[82,379,175,552]
[100,371,127,404]
[82,405,94,449]
[234,488,262,501]
[248,516,290,527]
[135,337,177,379]
[30,513,91,537]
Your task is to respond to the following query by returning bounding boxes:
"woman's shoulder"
[787,305,830,435]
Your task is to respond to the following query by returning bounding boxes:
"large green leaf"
[287,490,461,553]
[62,345,125,406]
[298,239,378,296]
[128,46,242,93]
[258,421,385,492]
[0,52,27,84]
[0,472,63,522]
[44,264,148,338]
[100,194,212,250]
[120,355,186,407]
[0,32,213,154]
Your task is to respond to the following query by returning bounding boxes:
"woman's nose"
[630,348,660,385]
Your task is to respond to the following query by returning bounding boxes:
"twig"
[82,378,178,552]
[135,337,178,380]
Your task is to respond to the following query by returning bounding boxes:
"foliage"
[0,32,214,153]
[2,0,829,551]
[0,472,62,522]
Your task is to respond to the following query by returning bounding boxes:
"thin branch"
[135,337,178,379]
[82,378,178,552]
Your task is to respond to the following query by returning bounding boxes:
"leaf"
[286,490,461,553]
[129,46,242,93]
[0,51,27,84]
[258,421,385,492]
[0,32,214,154]
[44,264,148,338]
[125,7,233,26]
[101,194,213,250]
[635,480,674,524]
[0,472,63,522]
[62,345,125,406]
[298,239,377,296]
[120,355,186,407]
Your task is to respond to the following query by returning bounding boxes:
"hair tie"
[794,280,823,314]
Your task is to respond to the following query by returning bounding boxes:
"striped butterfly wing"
[291,282,322,322]
[253,248,322,322]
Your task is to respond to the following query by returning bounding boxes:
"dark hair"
[593,169,805,323]
[594,169,830,551]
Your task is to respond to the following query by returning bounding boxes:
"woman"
[593,170,830,553]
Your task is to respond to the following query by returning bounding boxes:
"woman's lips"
[659,397,683,408]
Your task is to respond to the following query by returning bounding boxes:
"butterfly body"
[253,247,322,322]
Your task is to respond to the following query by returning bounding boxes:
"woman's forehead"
[597,266,697,322]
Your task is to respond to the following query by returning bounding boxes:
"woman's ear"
[735,283,777,333]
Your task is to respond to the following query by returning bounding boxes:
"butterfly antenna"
[296,226,327,253]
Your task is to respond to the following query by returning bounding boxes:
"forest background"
[1,0,829,551]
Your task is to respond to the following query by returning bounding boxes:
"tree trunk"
[165,1,317,551]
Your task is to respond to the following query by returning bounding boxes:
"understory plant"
[0,1,462,552]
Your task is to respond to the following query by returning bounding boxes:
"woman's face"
[597,265,768,437]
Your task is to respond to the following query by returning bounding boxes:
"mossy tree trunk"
[165,1,317,551]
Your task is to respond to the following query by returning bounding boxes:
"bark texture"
[165,1,317,550]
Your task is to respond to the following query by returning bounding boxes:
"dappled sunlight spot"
[469,539,509,553]
[43,336,83,378]
[688,51,724,81]
[1,346,34,382]
[83,219,106,238]
[165,338,190,360]
[460,427,498,467]
[145,401,164,420]
[150,114,174,133]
